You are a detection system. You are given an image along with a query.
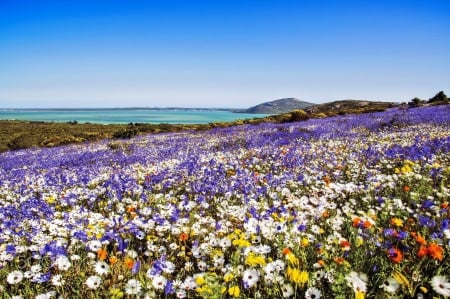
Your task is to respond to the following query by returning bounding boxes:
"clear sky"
[1,0,449,108]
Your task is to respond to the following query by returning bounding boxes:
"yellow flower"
[224,272,234,282]
[285,253,299,266]
[301,237,309,247]
[110,288,124,299]
[46,196,56,204]
[286,267,308,285]
[232,238,251,247]
[390,217,403,227]
[195,276,206,286]
[355,291,365,299]
[228,285,240,297]
[246,253,266,267]
[355,236,364,247]
[196,285,212,295]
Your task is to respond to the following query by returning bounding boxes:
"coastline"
[0,109,262,125]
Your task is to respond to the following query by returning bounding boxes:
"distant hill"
[244,98,315,114]
[304,99,397,115]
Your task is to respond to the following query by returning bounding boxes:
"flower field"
[0,105,449,299]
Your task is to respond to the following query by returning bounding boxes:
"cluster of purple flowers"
[0,105,449,298]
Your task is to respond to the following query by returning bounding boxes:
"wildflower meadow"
[0,105,449,299]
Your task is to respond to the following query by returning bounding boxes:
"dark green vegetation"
[408,90,449,107]
[1,98,447,153]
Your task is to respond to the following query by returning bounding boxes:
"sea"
[0,108,269,125]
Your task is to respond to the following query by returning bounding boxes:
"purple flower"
[421,200,434,209]
[6,244,16,255]
[132,260,141,275]
[164,280,174,295]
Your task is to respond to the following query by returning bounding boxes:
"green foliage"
[289,109,309,122]
[112,126,138,139]
[409,97,423,107]
[428,91,448,103]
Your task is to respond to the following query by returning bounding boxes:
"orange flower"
[109,256,118,265]
[363,220,372,229]
[282,247,292,255]
[403,185,410,192]
[179,232,189,242]
[323,176,331,187]
[417,245,428,258]
[97,248,108,261]
[317,259,326,267]
[124,257,134,269]
[352,217,361,228]
[334,257,345,264]
[441,202,449,209]
[427,243,444,261]
[388,248,403,263]
[415,234,427,245]
[322,210,330,218]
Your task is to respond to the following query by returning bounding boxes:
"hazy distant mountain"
[244,98,315,114]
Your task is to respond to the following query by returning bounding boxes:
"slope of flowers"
[0,105,449,298]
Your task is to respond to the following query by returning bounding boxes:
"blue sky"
[1,0,449,108]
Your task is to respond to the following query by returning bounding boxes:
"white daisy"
[184,261,194,272]
[51,274,65,287]
[151,275,167,290]
[176,289,187,298]
[163,260,176,273]
[345,271,368,293]
[180,276,197,290]
[70,254,81,261]
[242,268,259,288]
[430,275,450,297]
[382,277,400,294]
[281,283,294,297]
[94,261,110,276]
[87,240,102,252]
[125,279,142,295]
[35,291,56,299]
[30,264,42,273]
[126,249,138,259]
[219,237,231,248]
[305,287,322,299]
[7,270,24,285]
[264,263,277,276]
[85,275,102,290]
[53,256,71,271]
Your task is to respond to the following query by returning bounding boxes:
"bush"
[428,91,448,103]
[113,127,138,139]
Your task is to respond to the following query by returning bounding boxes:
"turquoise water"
[0,109,269,124]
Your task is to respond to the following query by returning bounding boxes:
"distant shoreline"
[0,109,269,125]
[0,107,247,113]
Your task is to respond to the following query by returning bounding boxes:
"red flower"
[179,232,189,242]
[417,245,428,258]
[388,247,403,263]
